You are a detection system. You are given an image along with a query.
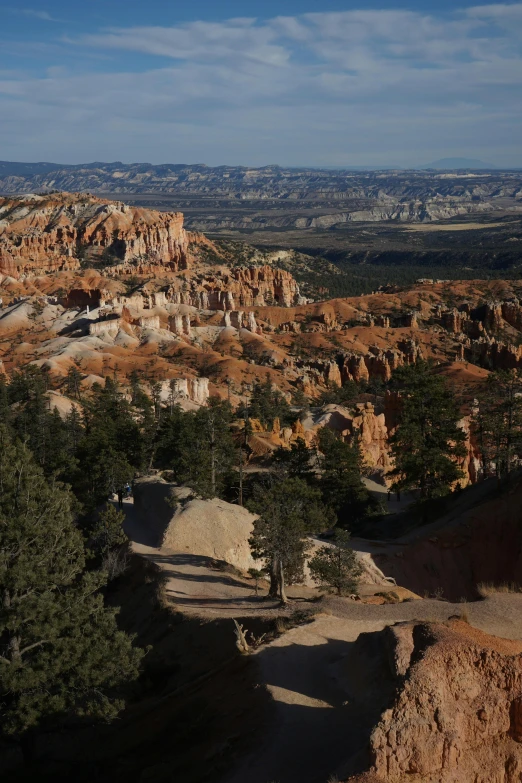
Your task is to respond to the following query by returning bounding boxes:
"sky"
[0,0,521,167]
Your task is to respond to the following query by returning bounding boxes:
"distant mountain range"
[0,159,511,182]
[419,158,498,170]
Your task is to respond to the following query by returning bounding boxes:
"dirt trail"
[123,495,522,783]
[123,497,305,615]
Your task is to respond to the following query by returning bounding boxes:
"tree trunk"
[210,443,216,497]
[268,557,279,599]
[278,558,287,604]
[238,446,243,507]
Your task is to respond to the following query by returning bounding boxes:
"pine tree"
[245,377,295,428]
[0,375,11,427]
[273,437,316,482]
[90,503,127,557]
[187,399,236,498]
[473,370,522,481]
[65,365,82,401]
[76,379,141,509]
[248,477,331,603]
[317,428,369,522]
[308,529,362,596]
[0,427,143,743]
[389,362,467,498]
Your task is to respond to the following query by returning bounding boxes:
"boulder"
[133,477,257,573]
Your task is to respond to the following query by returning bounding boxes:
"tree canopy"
[472,369,522,482]
[0,427,143,740]
[248,477,331,602]
[388,361,467,498]
[308,529,362,596]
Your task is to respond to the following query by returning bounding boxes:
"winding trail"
[122,495,522,783]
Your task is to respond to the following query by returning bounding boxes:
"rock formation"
[0,192,192,276]
[167,264,301,311]
[133,476,257,572]
[169,314,192,337]
[159,378,209,406]
[348,619,522,783]
[339,341,423,384]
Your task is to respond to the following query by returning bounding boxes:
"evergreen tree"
[273,437,316,482]
[64,406,84,454]
[75,379,141,509]
[0,375,11,427]
[243,377,295,428]
[290,387,309,409]
[308,529,362,596]
[317,380,358,406]
[472,370,522,481]
[89,504,129,581]
[65,365,82,401]
[155,399,236,499]
[9,368,73,479]
[389,362,467,498]
[0,427,143,743]
[90,503,127,557]
[186,399,236,498]
[317,428,370,522]
[248,477,331,603]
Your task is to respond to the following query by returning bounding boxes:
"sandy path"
[122,495,522,783]
[123,497,300,615]
[224,593,522,783]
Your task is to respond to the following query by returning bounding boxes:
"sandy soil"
[122,495,522,783]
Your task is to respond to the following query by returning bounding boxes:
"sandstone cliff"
[348,618,522,783]
[166,264,302,310]
[0,192,191,276]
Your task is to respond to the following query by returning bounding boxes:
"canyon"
[3,191,522,783]
[1,164,522,228]
[3,193,522,487]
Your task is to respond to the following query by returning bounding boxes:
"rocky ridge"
[2,164,522,227]
[0,192,192,276]
[3,195,522,489]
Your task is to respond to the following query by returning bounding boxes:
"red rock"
[0,192,193,277]
[349,620,522,783]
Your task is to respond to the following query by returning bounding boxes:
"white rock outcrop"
[133,477,257,573]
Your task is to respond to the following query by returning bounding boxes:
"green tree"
[65,365,82,401]
[273,437,316,482]
[290,387,309,409]
[0,427,143,746]
[318,428,370,523]
[0,375,11,427]
[74,379,141,509]
[472,370,522,482]
[317,380,358,406]
[242,377,296,428]
[308,529,362,596]
[90,503,127,557]
[89,504,129,581]
[248,477,331,603]
[389,362,467,498]
[156,399,236,499]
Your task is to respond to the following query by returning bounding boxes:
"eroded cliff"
[348,618,522,783]
[0,192,191,276]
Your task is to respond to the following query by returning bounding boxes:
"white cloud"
[20,9,62,22]
[0,5,521,165]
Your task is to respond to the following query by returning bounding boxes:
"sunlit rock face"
[0,192,191,276]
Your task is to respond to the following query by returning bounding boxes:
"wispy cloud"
[0,5,521,165]
[20,8,63,22]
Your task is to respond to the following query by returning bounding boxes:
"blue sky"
[1,1,521,167]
